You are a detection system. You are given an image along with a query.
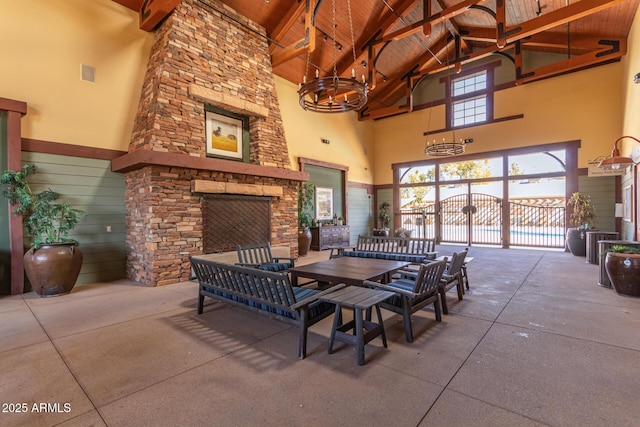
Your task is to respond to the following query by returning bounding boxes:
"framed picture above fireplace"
[205,106,249,161]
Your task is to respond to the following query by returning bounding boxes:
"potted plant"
[602,245,640,297]
[374,202,391,236]
[1,164,85,296]
[565,192,596,257]
[337,216,344,226]
[297,181,315,256]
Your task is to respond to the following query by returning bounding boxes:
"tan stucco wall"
[276,77,375,184]
[371,62,625,184]
[622,4,640,152]
[0,0,154,151]
[1,0,636,188]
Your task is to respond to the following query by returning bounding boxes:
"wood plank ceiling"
[117,0,640,120]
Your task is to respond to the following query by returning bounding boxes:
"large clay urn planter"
[604,252,640,297]
[24,243,83,297]
[298,227,312,257]
[565,228,586,256]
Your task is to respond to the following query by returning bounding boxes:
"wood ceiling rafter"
[270,0,317,68]
[380,0,490,44]
[268,0,307,55]
[113,0,640,121]
[320,0,420,92]
[362,0,630,120]
[498,0,627,45]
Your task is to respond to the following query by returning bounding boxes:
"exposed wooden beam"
[270,0,316,68]
[139,0,181,31]
[338,0,420,90]
[379,0,490,45]
[268,0,307,55]
[516,39,626,84]
[501,0,626,44]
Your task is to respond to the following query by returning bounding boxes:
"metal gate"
[440,193,502,245]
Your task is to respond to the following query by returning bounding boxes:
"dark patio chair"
[236,242,295,272]
[440,249,468,314]
[364,259,447,343]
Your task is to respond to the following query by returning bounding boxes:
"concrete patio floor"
[1,245,639,426]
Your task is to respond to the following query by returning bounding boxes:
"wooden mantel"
[111,149,309,182]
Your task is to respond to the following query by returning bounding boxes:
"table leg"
[291,272,299,287]
[328,304,342,354]
[462,265,469,290]
[375,304,387,348]
[355,307,365,366]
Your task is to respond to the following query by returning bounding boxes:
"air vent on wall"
[81,64,96,83]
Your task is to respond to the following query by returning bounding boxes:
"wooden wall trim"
[393,140,581,170]
[0,97,27,115]
[6,111,24,294]
[298,156,350,172]
[22,138,127,161]
[348,181,374,194]
[112,149,308,181]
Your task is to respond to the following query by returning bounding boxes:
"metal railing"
[399,197,566,248]
[509,201,565,248]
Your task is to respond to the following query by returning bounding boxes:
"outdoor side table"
[320,286,395,366]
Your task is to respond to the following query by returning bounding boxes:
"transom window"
[451,71,487,127]
[452,72,486,96]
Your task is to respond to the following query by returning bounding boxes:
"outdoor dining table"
[289,256,409,288]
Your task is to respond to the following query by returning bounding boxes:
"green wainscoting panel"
[22,152,126,285]
[346,186,373,243]
[578,175,615,233]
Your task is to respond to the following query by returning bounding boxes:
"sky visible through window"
[400,150,566,207]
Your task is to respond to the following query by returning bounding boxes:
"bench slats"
[345,235,437,263]
[190,257,339,359]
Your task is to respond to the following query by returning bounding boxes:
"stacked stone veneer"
[126,0,298,286]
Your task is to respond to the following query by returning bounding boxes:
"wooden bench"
[190,257,344,359]
[343,235,437,264]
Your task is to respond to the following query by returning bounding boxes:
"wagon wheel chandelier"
[298,0,368,113]
[425,138,467,156]
[424,44,467,157]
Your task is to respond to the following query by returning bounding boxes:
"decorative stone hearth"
[113,0,306,286]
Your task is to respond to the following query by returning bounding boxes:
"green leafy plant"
[567,192,596,229]
[378,202,391,228]
[1,164,85,249]
[298,181,315,228]
[601,245,640,256]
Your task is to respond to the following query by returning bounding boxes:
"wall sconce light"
[597,136,640,170]
[615,203,624,218]
[321,138,330,144]
[634,72,640,84]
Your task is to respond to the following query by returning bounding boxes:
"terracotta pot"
[23,243,83,297]
[298,227,312,257]
[565,228,586,256]
[604,252,640,297]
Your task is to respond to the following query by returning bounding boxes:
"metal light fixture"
[425,138,467,156]
[298,0,368,113]
[424,45,468,157]
[597,136,640,170]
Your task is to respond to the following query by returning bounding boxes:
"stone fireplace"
[111,0,306,286]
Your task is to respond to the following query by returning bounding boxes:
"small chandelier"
[298,0,368,113]
[425,137,467,156]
